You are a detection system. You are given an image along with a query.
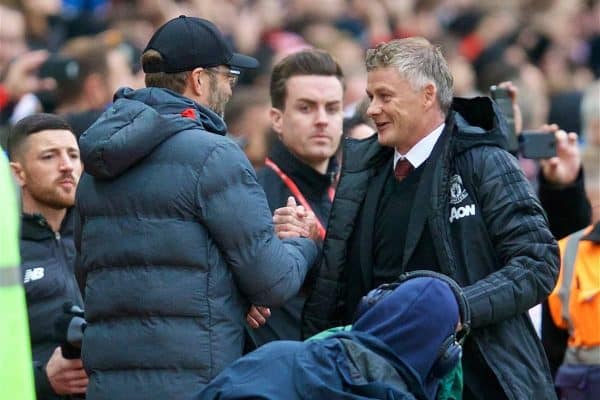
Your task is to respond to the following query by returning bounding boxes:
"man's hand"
[246,305,271,329]
[496,81,523,134]
[273,197,310,238]
[2,50,56,102]
[304,211,321,241]
[538,124,581,186]
[46,347,88,395]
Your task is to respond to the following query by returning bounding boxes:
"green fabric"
[306,324,353,341]
[307,325,463,400]
[436,361,463,400]
[0,153,35,400]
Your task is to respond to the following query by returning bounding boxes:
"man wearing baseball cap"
[75,16,318,400]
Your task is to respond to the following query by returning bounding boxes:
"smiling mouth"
[375,122,390,130]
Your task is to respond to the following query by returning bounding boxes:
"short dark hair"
[58,36,110,105]
[142,49,190,93]
[270,49,344,110]
[7,113,73,161]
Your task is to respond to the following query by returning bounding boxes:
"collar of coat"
[268,138,338,200]
[21,208,73,240]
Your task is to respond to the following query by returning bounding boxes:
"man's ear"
[9,161,26,187]
[423,82,437,110]
[182,68,205,102]
[190,68,204,96]
[270,107,284,137]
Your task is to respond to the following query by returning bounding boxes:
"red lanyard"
[265,157,334,241]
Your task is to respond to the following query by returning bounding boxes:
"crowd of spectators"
[1,1,599,398]
[1,0,599,165]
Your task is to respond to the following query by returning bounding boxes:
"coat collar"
[21,208,74,240]
[268,139,337,199]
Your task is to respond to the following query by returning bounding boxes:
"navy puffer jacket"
[75,87,317,400]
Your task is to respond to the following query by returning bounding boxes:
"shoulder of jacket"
[452,143,508,170]
[165,127,234,160]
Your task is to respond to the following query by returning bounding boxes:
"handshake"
[247,196,321,329]
[272,196,321,241]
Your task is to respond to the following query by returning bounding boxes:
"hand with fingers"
[2,50,56,103]
[246,305,271,329]
[537,124,581,186]
[303,211,321,242]
[496,81,523,134]
[46,347,88,395]
[273,196,310,239]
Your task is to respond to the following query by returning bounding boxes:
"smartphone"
[519,131,557,159]
[38,55,80,82]
[490,85,519,154]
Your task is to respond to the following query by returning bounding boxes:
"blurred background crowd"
[1,1,599,398]
[1,0,599,174]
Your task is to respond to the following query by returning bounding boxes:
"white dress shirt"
[393,123,445,171]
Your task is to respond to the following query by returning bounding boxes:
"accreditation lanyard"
[265,157,334,241]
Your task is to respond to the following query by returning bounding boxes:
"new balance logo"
[23,267,45,283]
[449,204,476,223]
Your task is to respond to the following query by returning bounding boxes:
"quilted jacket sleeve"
[462,147,560,328]
[196,140,318,307]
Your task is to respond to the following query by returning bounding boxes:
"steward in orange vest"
[548,222,600,398]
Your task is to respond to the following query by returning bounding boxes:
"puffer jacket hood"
[79,87,227,179]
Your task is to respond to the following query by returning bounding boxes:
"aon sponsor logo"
[449,204,476,223]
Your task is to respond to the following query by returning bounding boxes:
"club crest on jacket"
[449,174,468,205]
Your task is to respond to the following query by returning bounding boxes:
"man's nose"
[315,106,328,125]
[366,100,380,117]
[58,154,74,171]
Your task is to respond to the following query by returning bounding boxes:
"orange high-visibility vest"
[548,225,600,355]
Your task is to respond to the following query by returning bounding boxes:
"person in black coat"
[245,49,344,348]
[302,38,560,399]
[7,113,86,399]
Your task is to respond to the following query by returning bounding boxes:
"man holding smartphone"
[490,82,591,240]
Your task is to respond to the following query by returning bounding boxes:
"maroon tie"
[394,158,414,181]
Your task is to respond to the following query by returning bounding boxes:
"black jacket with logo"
[20,209,83,400]
[302,97,560,399]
